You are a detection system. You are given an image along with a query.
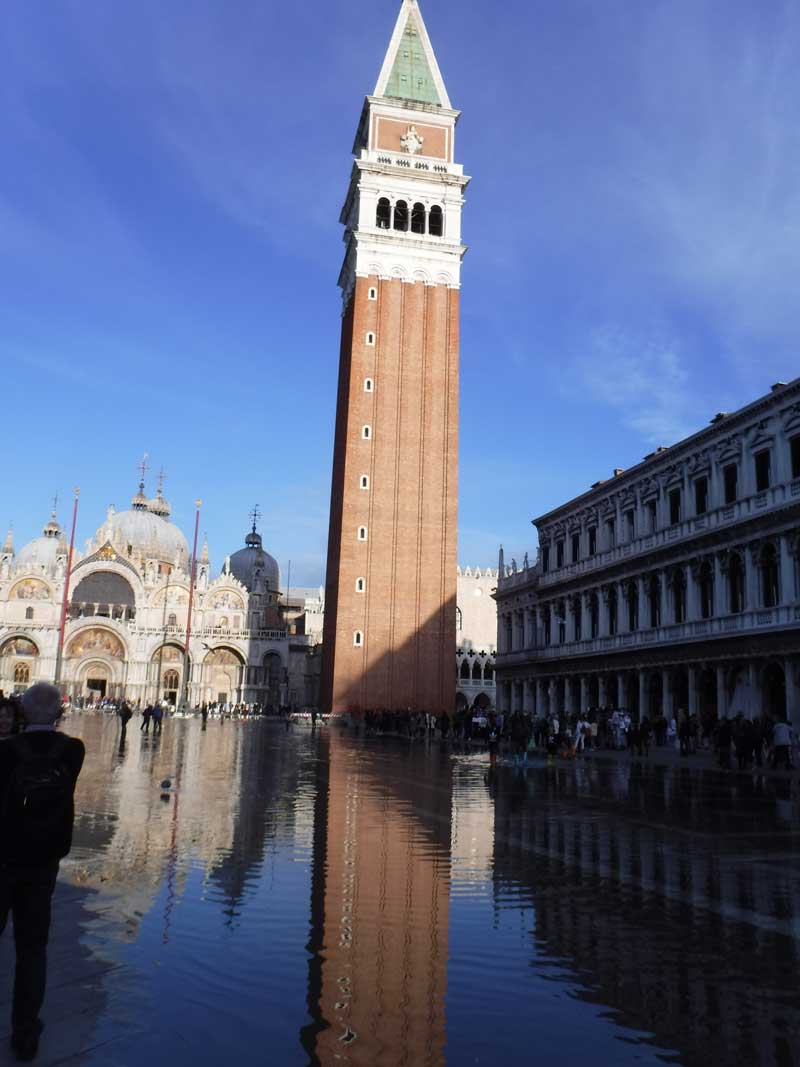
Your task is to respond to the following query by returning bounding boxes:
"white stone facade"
[456,566,498,711]
[0,481,319,710]
[495,378,800,727]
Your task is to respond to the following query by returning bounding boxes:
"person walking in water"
[0,683,85,1062]
[152,705,164,735]
[140,706,152,733]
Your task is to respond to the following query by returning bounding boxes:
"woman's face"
[0,704,16,737]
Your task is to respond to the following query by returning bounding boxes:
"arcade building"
[496,378,800,727]
[0,475,320,709]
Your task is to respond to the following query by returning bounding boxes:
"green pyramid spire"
[383,10,442,106]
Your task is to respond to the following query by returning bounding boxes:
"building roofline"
[532,376,800,528]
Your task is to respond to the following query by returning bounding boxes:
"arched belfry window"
[411,202,426,234]
[393,200,409,232]
[376,198,391,230]
[429,205,444,237]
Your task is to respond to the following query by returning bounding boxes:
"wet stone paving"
[1,714,799,1066]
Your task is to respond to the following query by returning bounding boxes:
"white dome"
[16,536,63,571]
[105,509,189,564]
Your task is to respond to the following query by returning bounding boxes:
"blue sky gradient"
[2,0,798,584]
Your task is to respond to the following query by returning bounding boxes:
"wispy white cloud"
[570,326,704,446]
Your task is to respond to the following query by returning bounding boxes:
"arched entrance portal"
[151,644,187,706]
[204,648,245,706]
[66,628,126,702]
[473,692,491,712]
[0,637,39,694]
[455,691,468,713]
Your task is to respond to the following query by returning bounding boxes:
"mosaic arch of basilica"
[0,474,320,709]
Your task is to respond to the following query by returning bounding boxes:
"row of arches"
[376,198,444,237]
[458,659,495,684]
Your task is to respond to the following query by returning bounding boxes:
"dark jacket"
[0,730,85,865]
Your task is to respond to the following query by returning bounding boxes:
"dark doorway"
[763,663,787,720]
[88,678,107,699]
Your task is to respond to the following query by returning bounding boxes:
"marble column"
[785,657,798,730]
[745,547,759,611]
[779,534,796,606]
[599,675,609,708]
[580,676,589,714]
[716,665,729,719]
[638,670,648,718]
[713,554,726,618]
[537,678,547,717]
[662,669,673,721]
[659,573,670,628]
[687,666,699,719]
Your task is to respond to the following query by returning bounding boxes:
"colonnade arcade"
[501,652,798,727]
[500,532,799,655]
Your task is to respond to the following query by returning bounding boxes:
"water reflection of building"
[491,762,800,1066]
[0,472,320,709]
[304,733,452,1066]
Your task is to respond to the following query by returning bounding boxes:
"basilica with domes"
[0,473,320,709]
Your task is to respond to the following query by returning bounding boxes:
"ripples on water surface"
[3,714,797,1066]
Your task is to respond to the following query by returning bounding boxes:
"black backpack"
[3,734,72,848]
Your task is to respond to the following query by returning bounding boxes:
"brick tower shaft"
[321,0,469,716]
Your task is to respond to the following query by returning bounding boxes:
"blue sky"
[2,0,798,585]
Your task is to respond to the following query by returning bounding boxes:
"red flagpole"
[54,488,80,691]
[180,500,201,710]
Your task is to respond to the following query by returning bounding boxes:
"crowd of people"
[351,704,797,771]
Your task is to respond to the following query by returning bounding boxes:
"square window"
[755,449,771,492]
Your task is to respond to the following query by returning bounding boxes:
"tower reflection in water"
[59,718,800,1066]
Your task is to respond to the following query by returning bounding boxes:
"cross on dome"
[250,504,262,534]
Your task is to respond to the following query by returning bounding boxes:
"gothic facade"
[0,478,320,709]
[495,378,800,726]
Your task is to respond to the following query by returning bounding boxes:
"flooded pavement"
[1,715,799,1066]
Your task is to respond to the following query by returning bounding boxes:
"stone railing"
[496,604,798,663]
[536,481,798,589]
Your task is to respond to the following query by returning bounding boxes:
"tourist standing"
[0,684,85,1062]
[771,718,793,770]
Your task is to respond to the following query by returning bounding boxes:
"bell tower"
[321,0,469,716]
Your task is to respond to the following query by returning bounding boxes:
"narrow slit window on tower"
[393,200,409,231]
[354,630,363,647]
[368,287,378,301]
[362,425,371,440]
[411,202,426,234]
[360,475,369,490]
[376,198,391,230]
[355,577,366,593]
[428,205,444,237]
[364,378,373,392]
[366,332,375,346]
[358,526,368,541]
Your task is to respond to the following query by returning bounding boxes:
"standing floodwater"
[0,713,798,1066]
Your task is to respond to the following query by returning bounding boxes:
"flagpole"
[179,500,201,712]
[54,488,80,692]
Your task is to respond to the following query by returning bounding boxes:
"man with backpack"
[0,683,85,1062]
